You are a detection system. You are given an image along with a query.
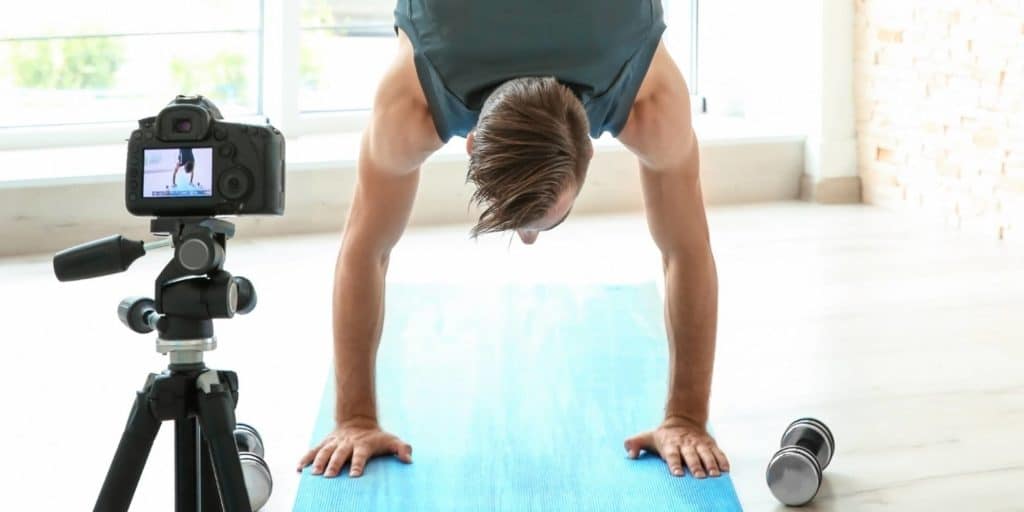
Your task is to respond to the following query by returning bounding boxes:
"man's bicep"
[356,98,434,258]
[343,127,422,261]
[622,46,710,254]
[343,40,439,259]
[633,92,707,256]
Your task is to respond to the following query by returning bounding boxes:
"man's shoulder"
[632,41,678,107]
[370,30,444,156]
[617,41,698,167]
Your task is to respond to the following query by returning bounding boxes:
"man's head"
[466,77,593,244]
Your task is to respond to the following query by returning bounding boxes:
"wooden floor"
[1,202,1022,511]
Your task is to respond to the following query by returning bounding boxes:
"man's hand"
[297,418,413,478]
[624,417,730,478]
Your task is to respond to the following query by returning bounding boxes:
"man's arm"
[617,41,729,478]
[299,30,444,478]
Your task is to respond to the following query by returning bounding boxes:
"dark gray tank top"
[394,0,666,142]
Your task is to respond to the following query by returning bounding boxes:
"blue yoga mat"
[295,283,741,511]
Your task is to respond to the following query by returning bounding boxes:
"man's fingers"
[298,438,329,471]
[311,442,336,475]
[696,445,721,477]
[713,446,731,472]
[349,446,372,477]
[623,438,641,459]
[681,446,705,478]
[297,447,320,472]
[324,443,354,478]
[662,445,685,477]
[626,446,640,459]
[392,441,414,464]
[624,432,654,459]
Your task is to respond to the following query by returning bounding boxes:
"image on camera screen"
[142,148,214,198]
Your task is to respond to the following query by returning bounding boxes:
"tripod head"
[53,217,256,364]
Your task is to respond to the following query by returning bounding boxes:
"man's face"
[514,186,576,245]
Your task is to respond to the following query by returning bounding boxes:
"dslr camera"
[126,95,285,217]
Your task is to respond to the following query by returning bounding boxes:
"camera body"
[126,95,285,217]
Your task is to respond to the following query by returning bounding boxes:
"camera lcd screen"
[142,148,214,198]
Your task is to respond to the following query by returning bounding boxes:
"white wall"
[804,0,858,181]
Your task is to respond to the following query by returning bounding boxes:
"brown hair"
[467,77,591,237]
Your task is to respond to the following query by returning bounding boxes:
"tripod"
[54,218,270,512]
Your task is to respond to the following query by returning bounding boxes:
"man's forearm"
[663,243,718,424]
[638,146,719,426]
[332,243,388,425]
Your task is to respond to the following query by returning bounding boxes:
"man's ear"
[466,131,475,155]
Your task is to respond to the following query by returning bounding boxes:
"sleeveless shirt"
[393,0,666,142]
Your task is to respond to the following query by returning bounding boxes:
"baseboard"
[1,139,805,258]
[800,174,863,204]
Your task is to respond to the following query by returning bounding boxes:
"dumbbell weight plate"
[240,452,273,511]
[780,418,834,470]
[766,445,822,507]
[235,423,265,458]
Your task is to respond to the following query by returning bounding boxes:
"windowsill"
[1,113,808,258]
[0,114,804,188]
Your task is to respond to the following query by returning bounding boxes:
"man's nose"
[518,230,538,245]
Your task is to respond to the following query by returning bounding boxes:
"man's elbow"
[661,238,713,268]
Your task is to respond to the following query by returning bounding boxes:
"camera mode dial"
[218,167,252,201]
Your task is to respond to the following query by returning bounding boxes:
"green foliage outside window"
[300,45,322,89]
[171,52,248,104]
[10,37,124,90]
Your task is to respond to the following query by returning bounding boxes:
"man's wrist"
[336,414,380,429]
[664,412,708,426]
[665,397,709,425]
[335,400,379,427]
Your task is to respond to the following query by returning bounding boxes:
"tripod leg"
[200,430,224,512]
[196,371,253,512]
[175,418,200,512]
[95,377,162,512]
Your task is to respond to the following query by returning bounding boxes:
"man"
[299,0,729,481]
[171,147,196,188]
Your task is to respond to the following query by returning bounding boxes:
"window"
[664,0,700,100]
[1,0,698,148]
[297,0,698,114]
[695,0,814,120]
[299,0,395,113]
[0,0,261,128]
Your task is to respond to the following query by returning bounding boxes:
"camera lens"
[173,118,193,133]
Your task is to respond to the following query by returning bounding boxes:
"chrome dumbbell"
[235,423,273,511]
[766,418,835,507]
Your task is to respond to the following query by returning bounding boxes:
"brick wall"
[854,0,1023,240]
